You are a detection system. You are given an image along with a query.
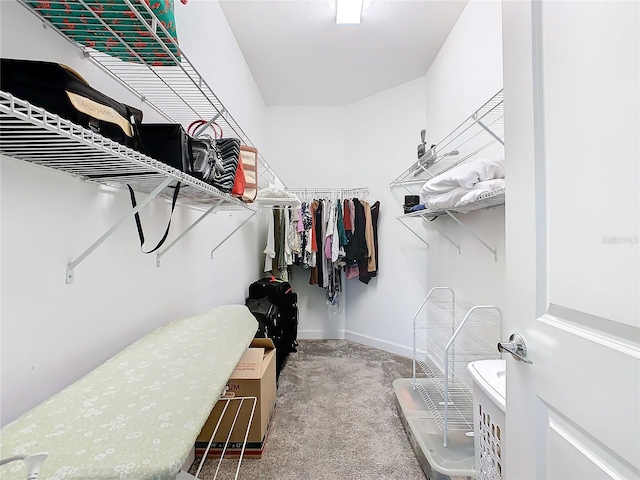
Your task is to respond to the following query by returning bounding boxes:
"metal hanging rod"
[285,187,369,200]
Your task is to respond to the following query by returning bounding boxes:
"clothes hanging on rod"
[262,188,378,307]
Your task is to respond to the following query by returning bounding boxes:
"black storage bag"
[136,124,190,172]
[247,277,299,376]
[245,297,278,342]
[137,124,221,186]
[0,58,142,149]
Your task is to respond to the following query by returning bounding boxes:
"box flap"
[232,348,265,379]
[249,337,275,350]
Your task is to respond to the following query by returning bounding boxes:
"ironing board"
[0,305,258,480]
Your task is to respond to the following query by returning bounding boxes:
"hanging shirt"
[263,208,275,272]
[362,200,376,273]
[370,201,380,277]
[343,199,353,232]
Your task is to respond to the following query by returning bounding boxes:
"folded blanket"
[423,179,505,211]
[420,156,505,203]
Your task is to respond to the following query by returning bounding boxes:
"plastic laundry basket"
[468,360,506,480]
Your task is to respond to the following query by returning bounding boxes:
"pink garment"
[349,199,356,233]
[346,265,359,280]
[325,235,332,259]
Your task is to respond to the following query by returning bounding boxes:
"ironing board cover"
[0,305,258,480]
[25,0,181,66]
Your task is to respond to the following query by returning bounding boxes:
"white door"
[502,1,639,478]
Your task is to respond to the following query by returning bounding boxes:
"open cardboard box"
[196,338,277,458]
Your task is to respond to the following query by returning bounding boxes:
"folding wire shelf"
[0,91,258,212]
[17,0,280,188]
[398,187,505,220]
[391,90,504,188]
[412,287,502,448]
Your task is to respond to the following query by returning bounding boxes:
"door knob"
[498,333,533,364]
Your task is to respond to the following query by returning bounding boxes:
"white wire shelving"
[391,90,504,188]
[17,0,280,189]
[412,287,502,448]
[3,0,287,282]
[391,90,505,260]
[0,91,261,282]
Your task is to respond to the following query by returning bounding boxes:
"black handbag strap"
[128,183,181,254]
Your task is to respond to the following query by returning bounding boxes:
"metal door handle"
[498,333,533,364]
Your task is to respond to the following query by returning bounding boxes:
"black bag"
[189,136,224,184]
[137,123,223,185]
[247,277,299,377]
[245,297,278,340]
[0,58,142,149]
[211,137,241,193]
[137,124,190,173]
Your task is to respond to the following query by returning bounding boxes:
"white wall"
[0,0,268,426]
[263,0,504,354]
[264,107,348,338]
[419,0,505,309]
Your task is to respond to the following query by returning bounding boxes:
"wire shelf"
[412,287,502,445]
[398,187,505,219]
[0,91,259,212]
[17,0,280,189]
[391,90,504,187]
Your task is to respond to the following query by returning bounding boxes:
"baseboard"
[297,329,346,340]
[344,330,413,359]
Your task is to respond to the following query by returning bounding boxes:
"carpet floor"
[191,339,426,480]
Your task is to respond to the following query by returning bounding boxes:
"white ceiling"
[219,0,468,106]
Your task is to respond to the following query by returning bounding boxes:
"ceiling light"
[336,0,364,25]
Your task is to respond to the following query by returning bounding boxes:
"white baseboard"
[296,329,412,358]
[344,330,413,359]
[297,329,345,340]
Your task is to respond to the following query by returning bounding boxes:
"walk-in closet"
[1,1,638,479]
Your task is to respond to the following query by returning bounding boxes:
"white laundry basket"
[468,360,506,480]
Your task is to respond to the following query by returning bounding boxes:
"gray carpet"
[191,339,426,480]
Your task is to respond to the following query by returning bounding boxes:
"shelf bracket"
[156,199,225,267]
[473,113,505,146]
[66,177,173,284]
[420,216,461,254]
[193,110,225,138]
[444,210,498,261]
[210,211,258,259]
[397,216,429,250]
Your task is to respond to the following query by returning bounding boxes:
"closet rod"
[285,187,369,199]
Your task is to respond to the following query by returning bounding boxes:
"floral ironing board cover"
[0,305,258,480]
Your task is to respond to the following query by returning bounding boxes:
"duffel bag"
[0,58,142,149]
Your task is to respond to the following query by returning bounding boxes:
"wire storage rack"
[0,91,258,212]
[16,0,280,189]
[412,287,502,448]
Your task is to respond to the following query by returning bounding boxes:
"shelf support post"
[66,177,173,284]
[156,199,225,267]
[210,211,258,259]
[444,210,498,261]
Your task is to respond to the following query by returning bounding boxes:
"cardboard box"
[196,338,276,459]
